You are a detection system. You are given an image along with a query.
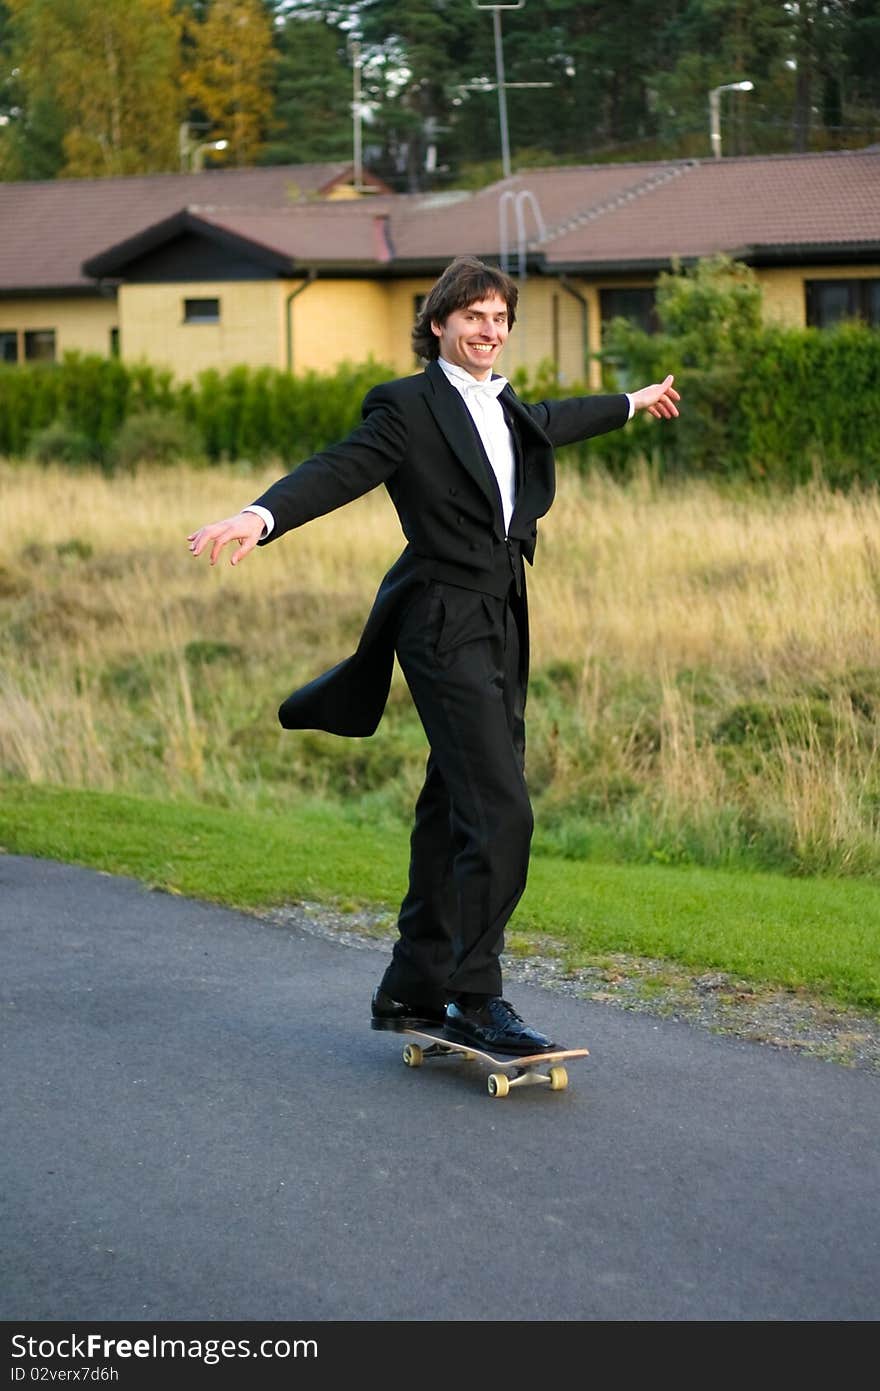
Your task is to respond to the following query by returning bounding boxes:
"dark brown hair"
[412,255,518,361]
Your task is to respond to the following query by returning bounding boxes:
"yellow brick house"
[0,161,390,370]
[2,150,878,388]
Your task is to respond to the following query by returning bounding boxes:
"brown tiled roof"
[389,150,880,267]
[390,162,692,261]
[0,163,391,293]
[539,150,880,267]
[80,197,437,278]
[193,200,412,267]
[2,149,877,293]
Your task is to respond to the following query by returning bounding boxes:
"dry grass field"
[3,459,880,877]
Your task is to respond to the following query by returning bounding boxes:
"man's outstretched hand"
[630,374,680,420]
[188,511,265,567]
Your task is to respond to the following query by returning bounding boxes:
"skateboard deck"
[394,1026,589,1098]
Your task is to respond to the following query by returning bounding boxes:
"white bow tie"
[461,375,507,400]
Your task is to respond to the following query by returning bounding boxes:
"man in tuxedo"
[188,255,679,1054]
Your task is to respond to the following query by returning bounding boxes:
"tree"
[496,0,658,156]
[3,0,876,186]
[4,0,183,177]
[601,254,765,474]
[313,0,705,184]
[263,11,353,164]
[354,0,480,191]
[352,1,879,177]
[0,1,35,177]
[846,0,880,115]
[651,2,792,158]
[182,0,277,167]
[789,1,849,152]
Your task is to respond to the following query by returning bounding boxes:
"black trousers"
[380,579,532,1004]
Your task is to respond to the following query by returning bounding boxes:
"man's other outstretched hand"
[630,374,680,420]
[188,511,265,567]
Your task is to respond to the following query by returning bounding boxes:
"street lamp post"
[708,80,754,158]
[348,38,364,192]
[179,122,229,172]
[191,138,228,172]
[471,1,526,180]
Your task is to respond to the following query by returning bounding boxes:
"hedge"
[0,355,394,470]
[2,322,879,488]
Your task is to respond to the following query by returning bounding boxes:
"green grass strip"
[2,782,878,1011]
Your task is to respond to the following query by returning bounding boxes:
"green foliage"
[589,256,880,485]
[3,2,878,188]
[712,699,836,753]
[737,322,880,487]
[2,354,113,456]
[279,1,877,191]
[0,353,396,467]
[5,0,182,178]
[184,638,244,667]
[26,417,98,467]
[110,409,205,472]
[182,0,276,168]
[55,536,93,561]
[177,358,396,463]
[654,254,763,353]
[27,418,98,467]
[4,299,880,488]
[262,12,353,164]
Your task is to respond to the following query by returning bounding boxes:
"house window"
[24,329,56,361]
[184,297,220,324]
[600,288,658,388]
[805,279,880,329]
[600,287,658,337]
[0,330,17,363]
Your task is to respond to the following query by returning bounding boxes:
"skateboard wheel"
[548,1066,568,1091]
[403,1043,424,1068]
[487,1073,509,1098]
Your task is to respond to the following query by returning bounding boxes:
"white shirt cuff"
[243,504,274,538]
[624,393,635,421]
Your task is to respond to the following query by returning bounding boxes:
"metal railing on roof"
[498,188,547,374]
[499,188,546,280]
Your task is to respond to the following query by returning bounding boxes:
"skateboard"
[394,1026,589,1099]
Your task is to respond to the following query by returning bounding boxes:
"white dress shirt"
[438,356,517,535]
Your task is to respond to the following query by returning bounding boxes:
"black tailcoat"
[252,360,629,736]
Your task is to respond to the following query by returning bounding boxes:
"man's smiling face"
[431,293,510,379]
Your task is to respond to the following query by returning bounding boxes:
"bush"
[1,355,398,469]
[179,357,395,463]
[109,409,204,472]
[0,353,175,459]
[27,419,99,467]
[3,301,880,487]
[587,255,880,486]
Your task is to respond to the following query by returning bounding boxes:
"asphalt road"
[2,853,878,1323]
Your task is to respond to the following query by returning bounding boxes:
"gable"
[105,230,277,283]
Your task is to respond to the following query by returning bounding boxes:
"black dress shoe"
[370,988,447,1032]
[444,998,558,1055]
